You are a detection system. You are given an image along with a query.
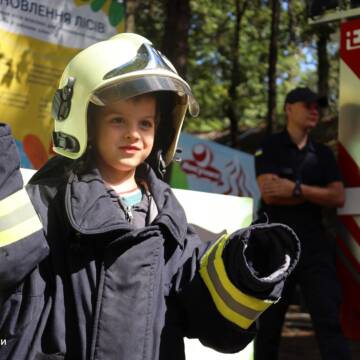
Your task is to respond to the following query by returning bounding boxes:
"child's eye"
[140,119,154,130]
[109,117,124,124]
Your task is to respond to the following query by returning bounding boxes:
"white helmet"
[52,33,199,168]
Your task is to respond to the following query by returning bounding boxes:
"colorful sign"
[338,17,360,341]
[0,0,125,169]
[170,133,261,210]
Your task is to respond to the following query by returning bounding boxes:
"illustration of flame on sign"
[170,133,260,207]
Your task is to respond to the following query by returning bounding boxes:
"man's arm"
[257,173,345,208]
[301,181,345,207]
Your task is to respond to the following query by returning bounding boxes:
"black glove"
[222,222,300,301]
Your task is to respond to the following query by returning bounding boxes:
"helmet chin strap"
[156,150,167,179]
[151,148,183,179]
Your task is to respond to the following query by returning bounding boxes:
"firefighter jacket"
[0,123,300,360]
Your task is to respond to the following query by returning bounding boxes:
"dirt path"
[279,306,360,360]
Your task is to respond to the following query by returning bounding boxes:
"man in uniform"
[254,87,351,360]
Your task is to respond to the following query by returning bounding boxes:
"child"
[0,33,300,360]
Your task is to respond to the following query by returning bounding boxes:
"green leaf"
[90,0,106,12]
[109,0,125,27]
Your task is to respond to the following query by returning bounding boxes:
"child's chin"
[115,161,139,172]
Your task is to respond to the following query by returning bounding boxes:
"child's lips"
[119,145,141,152]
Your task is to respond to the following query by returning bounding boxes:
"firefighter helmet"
[52,33,199,166]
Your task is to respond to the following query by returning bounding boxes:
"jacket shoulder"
[29,156,72,186]
[26,156,71,221]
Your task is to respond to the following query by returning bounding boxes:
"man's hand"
[257,174,305,206]
[259,174,295,198]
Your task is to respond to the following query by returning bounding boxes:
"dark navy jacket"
[0,123,300,360]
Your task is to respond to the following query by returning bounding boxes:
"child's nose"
[124,125,140,140]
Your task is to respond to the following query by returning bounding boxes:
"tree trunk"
[287,0,296,44]
[266,0,280,135]
[226,0,248,148]
[125,0,139,33]
[161,0,190,183]
[317,25,331,98]
[161,0,191,79]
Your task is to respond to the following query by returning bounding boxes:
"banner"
[0,0,125,169]
[170,132,260,210]
[338,16,360,341]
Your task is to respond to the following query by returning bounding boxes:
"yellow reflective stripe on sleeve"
[200,234,274,329]
[0,189,43,247]
[0,188,32,216]
[0,216,43,247]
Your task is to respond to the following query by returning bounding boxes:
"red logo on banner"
[341,18,360,79]
[180,143,253,197]
[181,144,224,186]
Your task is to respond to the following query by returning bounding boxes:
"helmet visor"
[90,74,199,116]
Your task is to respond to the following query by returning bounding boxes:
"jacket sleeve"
[172,222,300,353]
[0,123,49,292]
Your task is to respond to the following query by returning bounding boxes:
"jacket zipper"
[125,205,133,223]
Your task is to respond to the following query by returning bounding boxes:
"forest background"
[125,0,343,153]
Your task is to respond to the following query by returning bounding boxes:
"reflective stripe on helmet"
[103,43,175,80]
[0,189,43,247]
[199,234,274,329]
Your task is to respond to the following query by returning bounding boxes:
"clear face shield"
[89,43,199,117]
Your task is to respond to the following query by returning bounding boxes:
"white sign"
[171,133,260,211]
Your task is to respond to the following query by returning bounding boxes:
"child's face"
[93,95,156,176]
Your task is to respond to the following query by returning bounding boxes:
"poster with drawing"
[0,0,125,169]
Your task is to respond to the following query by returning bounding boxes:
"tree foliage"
[131,0,340,144]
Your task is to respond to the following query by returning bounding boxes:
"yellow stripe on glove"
[200,234,274,329]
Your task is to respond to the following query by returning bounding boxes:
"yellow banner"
[0,0,125,168]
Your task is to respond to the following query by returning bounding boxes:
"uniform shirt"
[255,129,342,237]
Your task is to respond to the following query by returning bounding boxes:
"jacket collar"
[65,162,187,247]
[280,129,315,153]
